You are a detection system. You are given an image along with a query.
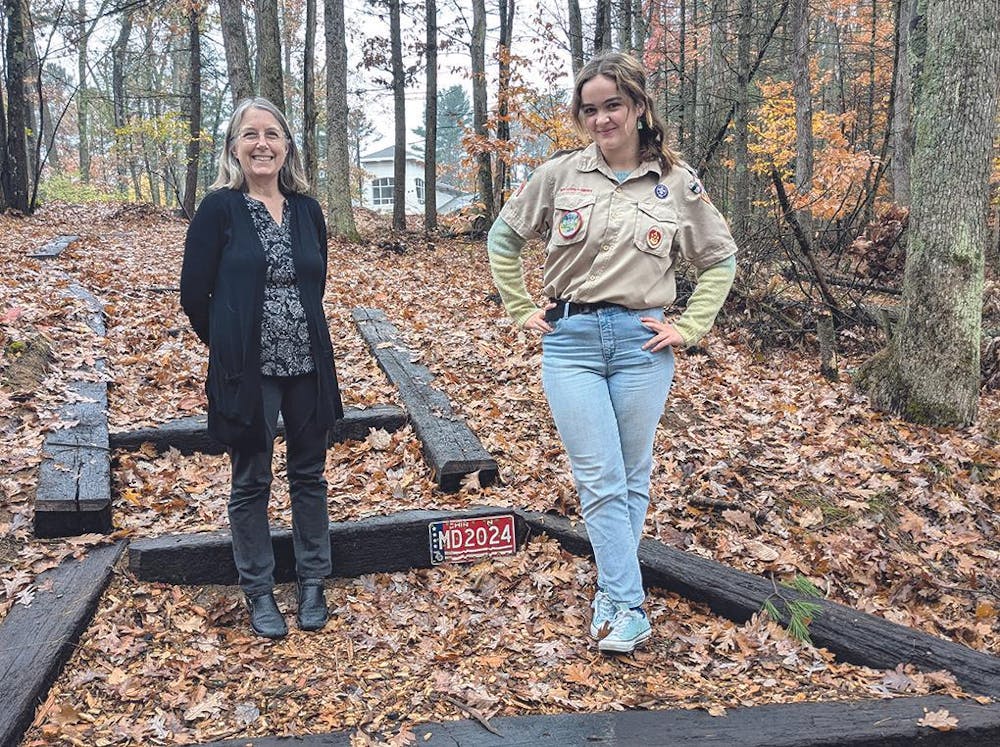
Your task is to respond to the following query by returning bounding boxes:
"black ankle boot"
[297,580,328,631]
[245,592,287,639]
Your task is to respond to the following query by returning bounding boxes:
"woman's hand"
[523,303,556,335]
[639,317,685,352]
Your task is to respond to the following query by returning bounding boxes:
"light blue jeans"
[542,306,675,609]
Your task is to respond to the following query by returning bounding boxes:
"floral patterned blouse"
[244,194,314,376]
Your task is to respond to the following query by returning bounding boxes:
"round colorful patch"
[558,210,583,239]
[654,184,669,199]
[646,226,663,250]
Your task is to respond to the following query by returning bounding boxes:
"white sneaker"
[597,605,651,654]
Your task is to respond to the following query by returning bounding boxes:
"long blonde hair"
[210,97,310,193]
[571,52,679,171]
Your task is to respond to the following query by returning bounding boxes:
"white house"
[358,144,468,214]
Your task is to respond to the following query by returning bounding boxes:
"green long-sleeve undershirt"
[486,216,736,347]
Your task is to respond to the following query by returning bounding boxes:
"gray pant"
[228,373,331,597]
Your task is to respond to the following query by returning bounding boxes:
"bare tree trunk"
[730,0,752,244]
[0,84,8,210]
[890,0,916,206]
[77,0,90,182]
[112,8,132,195]
[471,0,494,221]
[424,0,438,232]
[3,0,32,212]
[218,0,254,103]
[617,0,633,53]
[255,0,284,109]
[593,0,612,53]
[325,0,360,240]
[493,0,514,213]
[183,3,202,219]
[791,0,813,236]
[389,0,407,231]
[567,0,584,73]
[303,0,318,187]
[857,0,1000,427]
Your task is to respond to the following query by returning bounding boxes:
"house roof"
[361,144,425,163]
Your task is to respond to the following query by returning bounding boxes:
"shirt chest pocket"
[633,202,678,258]
[550,194,596,247]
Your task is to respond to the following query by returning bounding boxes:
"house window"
[415,177,425,205]
[372,177,393,206]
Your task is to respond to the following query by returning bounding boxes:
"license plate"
[428,515,516,565]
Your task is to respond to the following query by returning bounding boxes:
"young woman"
[181,97,343,638]
[488,53,737,653]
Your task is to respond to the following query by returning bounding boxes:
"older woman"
[181,97,343,639]
[488,53,737,654]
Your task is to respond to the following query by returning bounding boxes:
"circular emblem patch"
[646,226,663,250]
[654,184,669,199]
[558,210,583,239]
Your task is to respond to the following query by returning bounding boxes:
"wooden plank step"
[523,510,1000,699]
[0,542,125,747]
[128,507,526,585]
[28,234,78,259]
[191,695,1000,746]
[351,307,498,492]
[109,403,408,456]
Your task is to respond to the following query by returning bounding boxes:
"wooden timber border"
[109,404,407,456]
[351,307,499,492]
[195,695,1000,746]
[0,542,125,747]
[129,507,528,585]
[33,281,112,539]
[6,510,1000,745]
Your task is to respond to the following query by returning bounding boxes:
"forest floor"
[1,201,998,745]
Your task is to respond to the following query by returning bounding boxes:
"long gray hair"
[210,97,310,193]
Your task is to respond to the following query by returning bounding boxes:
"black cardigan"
[180,188,344,449]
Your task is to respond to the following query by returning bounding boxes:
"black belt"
[545,298,623,323]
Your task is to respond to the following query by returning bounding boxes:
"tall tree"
[424,0,438,232]
[890,0,917,206]
[325,0,360,239]
[256,0,284,108]
[730,0,752,243]
[593,0,612,53]
[183,0,203,218]
[791,0,813,234]
[470,0,494,220]
[77,0,91,182]
[493,0,514,211]
[857,0,1000,426]
[303,0,318,186]
[218,0,254,103]
[3,0,32,212]
[111,7,133,195]
[567,0,584,72]
[389,0,406,231]
[412,85,471,170]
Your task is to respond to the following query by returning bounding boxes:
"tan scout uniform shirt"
[499,143,737,310]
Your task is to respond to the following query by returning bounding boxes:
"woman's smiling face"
[578,74,644,162]
[232,107,287,188]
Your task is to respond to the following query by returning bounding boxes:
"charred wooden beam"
[27,235,78,259]
[109,403,408,456]
[34,283,112,539]
[195,695,1000,746]
[351,307,498,492]
[129,507,526,585]
[523,510,1000,699]
[0,542,125,747]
